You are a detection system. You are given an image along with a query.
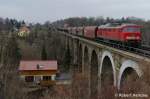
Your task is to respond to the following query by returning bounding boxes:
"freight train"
[58,23,142,47]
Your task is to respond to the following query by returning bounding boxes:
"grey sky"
[0,0,150,23]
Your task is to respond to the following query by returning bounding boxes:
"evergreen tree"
[63,44,71,72]
[41,45,47,60]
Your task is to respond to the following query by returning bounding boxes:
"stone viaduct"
[59,31,150,97]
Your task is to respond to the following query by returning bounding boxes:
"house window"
[43,76,51,81]
[25,76,34,82]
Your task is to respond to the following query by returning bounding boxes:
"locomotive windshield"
[123,27,140,32]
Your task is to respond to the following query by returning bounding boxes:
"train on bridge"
[58,23,142,47]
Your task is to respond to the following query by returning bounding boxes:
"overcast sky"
[0,0,150,23]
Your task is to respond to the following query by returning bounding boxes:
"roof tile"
[19,60,58,71]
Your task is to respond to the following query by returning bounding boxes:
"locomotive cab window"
[123,27,140,32]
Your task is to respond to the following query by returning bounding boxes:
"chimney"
[37,64,44,69]
[37,64,40,69]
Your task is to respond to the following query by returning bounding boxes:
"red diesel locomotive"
[63,23,142,46]
[97,24,141,45]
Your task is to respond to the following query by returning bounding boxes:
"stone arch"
[68,38,72,54]
[71,38,74,56]
[117,60,142,90]
[90,50,98,98]
[83,46,89,74]
[73,41,78,65]
[69,38,74,64]
[100,51,116,87]
[64,38,71,72]
[78,43,82,72]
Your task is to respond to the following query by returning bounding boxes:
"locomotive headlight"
[126,36,140,40]
[136,36,140,39]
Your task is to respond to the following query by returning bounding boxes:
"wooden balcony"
[40,80,56,86]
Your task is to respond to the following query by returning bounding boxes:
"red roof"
[19,60,58,71]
